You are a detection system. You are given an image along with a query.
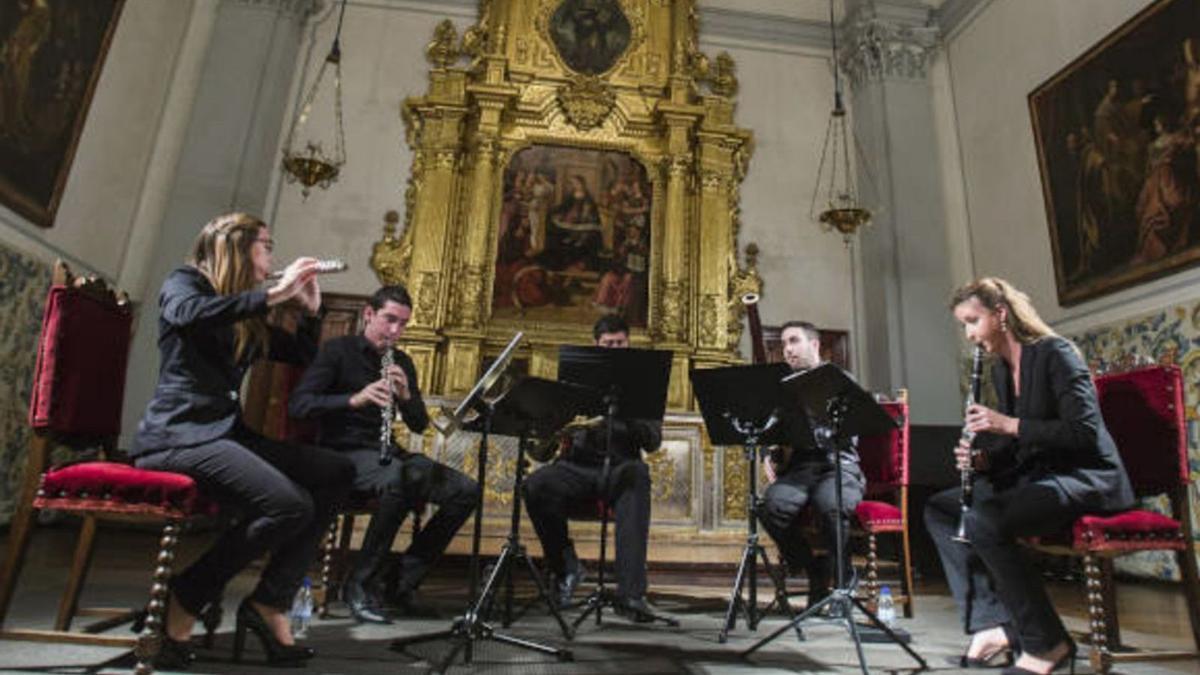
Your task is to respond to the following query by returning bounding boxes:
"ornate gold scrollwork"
[370,210,413,286]
[557,75,617,130]
[660,280,688,342]
[722,446,748,520]
[426,20,461,68]
[415,271,440,325]
[646,445,677,502]
[699,169,730,193]
[452,264,487,327]
[699,293,721,347]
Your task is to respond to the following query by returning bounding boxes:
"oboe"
[378,347,396,466]
[952,345,985,543]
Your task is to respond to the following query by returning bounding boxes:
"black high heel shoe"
[152,635,197,669]
[232,600,314,667]
[1000,641,1077,675]
[958,648,1014,669]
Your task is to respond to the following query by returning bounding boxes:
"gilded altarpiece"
[371,0,765,561]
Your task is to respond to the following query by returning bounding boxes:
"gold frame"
[371,0,761,412]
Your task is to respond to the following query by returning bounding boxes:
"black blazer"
[287,334,429,451]
[132,267,320,455]
[978,335,1134,513]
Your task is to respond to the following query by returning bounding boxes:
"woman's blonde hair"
[189,212,269,362]
[949,277,1056,345]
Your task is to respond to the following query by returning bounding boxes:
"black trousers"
[756,459,864,588]
[924,476,1078,654]
[135,432,354,614]
[345,449,479,592]
[524,458,651,599]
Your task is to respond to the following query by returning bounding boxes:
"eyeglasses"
[255,237,275,253]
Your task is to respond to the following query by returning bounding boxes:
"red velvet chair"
[0,262,218,675]
[852,394,915,617]
[1027,364,1200,674]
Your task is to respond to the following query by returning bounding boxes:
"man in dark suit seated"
[522,314,664,622]
[289,285,479,623]
[757,320,864,610]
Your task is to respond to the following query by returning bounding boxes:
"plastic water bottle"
[877,585,896,628]
[290,577,313,638]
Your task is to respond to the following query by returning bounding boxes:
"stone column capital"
[839,4,940,88]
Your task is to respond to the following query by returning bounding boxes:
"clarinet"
[378,347,396,466]
[951,345,985,543]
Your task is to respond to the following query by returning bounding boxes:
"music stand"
[392,336,577,673]
[691,363,803,643]
[741,364,927,673]
[475,376,594,638]
[556,345,678,628]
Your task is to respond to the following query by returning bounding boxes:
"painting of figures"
[0,0,123,227]
[492,145,651,328]
[1029,0,1200,305]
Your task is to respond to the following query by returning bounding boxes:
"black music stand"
[556,345,678,628]
[741,364,927,673]
[691,363,802,643]
[391,339,578,673]
[474,376,594,638]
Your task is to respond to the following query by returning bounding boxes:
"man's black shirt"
[289,334,428,451]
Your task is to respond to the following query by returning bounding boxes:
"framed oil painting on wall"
[0,0,124,227]
[1029,0,1200,305]
[492,144,652,328]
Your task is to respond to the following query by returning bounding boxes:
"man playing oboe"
[758,320,865,610]
[289,285,479,624]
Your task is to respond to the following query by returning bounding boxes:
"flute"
[265,258,348,280]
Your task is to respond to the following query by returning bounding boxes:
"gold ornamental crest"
[557,75,616,129]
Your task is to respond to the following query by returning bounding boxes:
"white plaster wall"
[0,0,196,282]
[941,0,1200,332]
[701,40,857,336]
[265,1,476,293]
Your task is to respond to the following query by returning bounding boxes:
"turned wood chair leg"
[864,532,879,612]
[1084,552,1113,675]
[134,521,180,675]
[318,516,340,618]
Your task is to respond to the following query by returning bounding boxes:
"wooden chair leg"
[899,525,915,618]
[864,532,879,611]
[54,515,99,631]
[1099,557,1121,648]
[1084,552,1113,675]
[0,435,51,627]
[1177,542,1200,650]
[318,516,340,618]
[134,521,180,675]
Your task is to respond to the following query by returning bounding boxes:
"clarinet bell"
[951,510,971,544]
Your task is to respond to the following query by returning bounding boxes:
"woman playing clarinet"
[924,277,1133,674]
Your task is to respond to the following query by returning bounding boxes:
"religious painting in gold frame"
[493,144,651,328]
